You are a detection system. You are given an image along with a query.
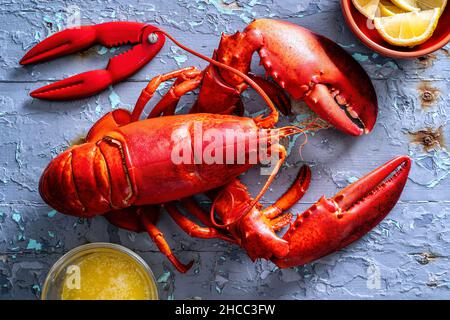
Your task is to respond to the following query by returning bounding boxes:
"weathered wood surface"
[0,0,449,299]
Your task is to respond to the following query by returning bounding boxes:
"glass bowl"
[41,242,158,300]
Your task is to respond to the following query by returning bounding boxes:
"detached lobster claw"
[20,22,165,100]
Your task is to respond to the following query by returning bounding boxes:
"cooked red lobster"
[28,19,409,272]
[39,64,410,272]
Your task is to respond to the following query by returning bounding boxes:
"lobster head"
[215,19,378,136]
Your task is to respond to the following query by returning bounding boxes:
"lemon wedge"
[374,8,440,46]
[379,0,408,16]
[352,0,381,19]
[417,0,447,10]
[390,0,447,11]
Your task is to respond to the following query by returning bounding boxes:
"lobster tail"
[39,138,135,217]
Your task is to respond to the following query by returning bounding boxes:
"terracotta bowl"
[341,0,450,58]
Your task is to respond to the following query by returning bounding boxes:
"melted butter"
[61,252,157,300]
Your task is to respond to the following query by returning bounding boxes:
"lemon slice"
[391,0,421,10]
[391,0,447,11]
[352,0,381,19]
[418,0,447,10]
[379,0,408,16]
[374,8,440,46]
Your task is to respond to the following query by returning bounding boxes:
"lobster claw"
[197,19,378,136]
[20,22,165,100]
[249,20,378,136]
[272,156,411,268]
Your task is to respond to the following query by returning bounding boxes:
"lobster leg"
[84,67,203,142]
[149,71,204,118]
[207,143,287,229]
[176,167,307,242]
[181,198,217,228]
[263,165,311,219]
[133,66,202,121]
[105,206,193,273]
[165,202,236,243]
[105,206,159,232]
[262,166,311,232]
[148,77,184,118]
[139,207,194,273]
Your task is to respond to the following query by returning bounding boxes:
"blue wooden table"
[0,0,449,299]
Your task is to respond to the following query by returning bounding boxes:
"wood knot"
[410,127,444,151]
[421,90,434,102]
[418,81,439,108]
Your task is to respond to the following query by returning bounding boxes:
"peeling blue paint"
[209,0,239,15]
[47,210,57,218]
[108,87,123,110]
[352,52,369,63]
[97,47,109,55]
[94,96,103,116]
[169,46,188,67]
[338,43,356,49]
[409,146,450,188]
[11,213,21,223]
[157,271,171,283]
[26,239,42,251]
[32,284,41,294]
[384,61,399,70]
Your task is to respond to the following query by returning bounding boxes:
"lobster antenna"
[208,120,319,228]
[239,119,323,216]
[158,30,278,122]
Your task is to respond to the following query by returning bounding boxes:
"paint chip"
[108,87,122,110]
[47,210,57,218]
[12,213,21,223]
[26,239,42,251]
